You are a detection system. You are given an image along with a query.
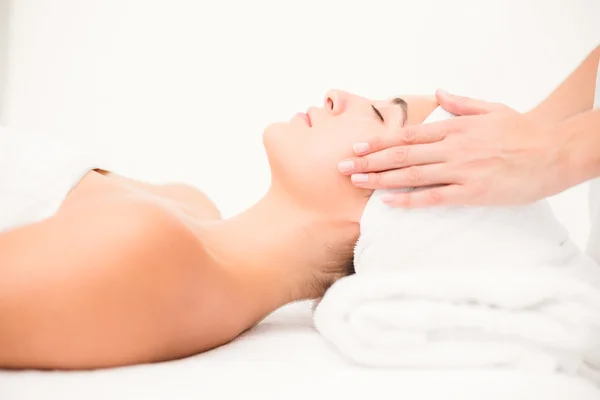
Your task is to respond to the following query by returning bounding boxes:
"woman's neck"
[195,186,357,325]
[190,96,437,327]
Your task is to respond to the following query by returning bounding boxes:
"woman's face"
[263,89,431,221]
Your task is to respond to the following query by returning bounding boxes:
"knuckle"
[443,138,460,154]
[450,119,468,134]
[478,183,490,198]
[369,172,380,185]
[426,189,443,205]
[402,127,417,144]
[391,147,408,165]
[400,194,412,208]
[371,137,384,151]
[470,179,488,197]
[377,172,396,189]
[356,157,369,171]
[406,166,421,184]
[366,174,381,184]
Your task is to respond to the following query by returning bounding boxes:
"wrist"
[525,105,551,124]
[521,112,575,195]
[555,110,600,187]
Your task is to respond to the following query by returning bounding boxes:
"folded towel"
[313,107,600,384]
[0,127,106,232]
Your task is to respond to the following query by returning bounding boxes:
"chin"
[262,121,284,143]
[262,121,293,156]
[262,123,286,174]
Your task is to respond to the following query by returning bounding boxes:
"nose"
[324,89,346,116]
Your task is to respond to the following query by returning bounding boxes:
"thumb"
[435,89,498,116]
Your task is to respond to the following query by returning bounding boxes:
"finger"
[379,184,467,208]
[435,89,505,116]
[353,120,460,155]
[350,163,458,190]
[339,142,447,175]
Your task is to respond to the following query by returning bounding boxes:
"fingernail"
[380,194,395,203]
[353,142,369,154]
[436,88,449,95]
[351,173,369,183]
[337,160,355,173]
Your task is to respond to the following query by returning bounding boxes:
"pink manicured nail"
[436,88,449,95]
[351,174,369,183]
[353,143,369,154]
[338,160,355,173]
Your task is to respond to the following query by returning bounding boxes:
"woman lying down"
[0,90,438,370]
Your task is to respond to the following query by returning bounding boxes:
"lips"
[296,112,312,127]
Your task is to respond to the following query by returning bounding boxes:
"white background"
[0,0,599,247]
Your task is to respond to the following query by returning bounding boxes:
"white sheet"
[2,302,599,400]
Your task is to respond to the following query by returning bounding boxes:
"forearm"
[529,45,599,123]
[558,108,600,186]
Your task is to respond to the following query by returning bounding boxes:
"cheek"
[263,123,369,213]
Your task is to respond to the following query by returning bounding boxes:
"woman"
[0,90,438,370]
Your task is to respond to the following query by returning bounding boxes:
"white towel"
[0,127,105,232]
[313,107,600,384]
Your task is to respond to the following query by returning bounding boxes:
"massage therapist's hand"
[339,90,572,208]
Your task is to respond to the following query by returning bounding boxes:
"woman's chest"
[61,169,221,222]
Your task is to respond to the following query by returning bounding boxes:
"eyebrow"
[391,97,408,123]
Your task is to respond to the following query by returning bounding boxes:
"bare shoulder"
[65,198,205,261]
[0,198,239,369]
[0,198,205,286]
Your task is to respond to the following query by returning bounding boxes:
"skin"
[0,90,436,370]
[339,45,600,208]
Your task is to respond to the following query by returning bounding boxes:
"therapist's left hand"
[338,90,568,208]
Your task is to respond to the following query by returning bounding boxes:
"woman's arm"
[527,44,600,189]
[0,201,244,369]
[555,107,600,189]
[528,44,600,123]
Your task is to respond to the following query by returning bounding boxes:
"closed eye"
[371,105,384,122]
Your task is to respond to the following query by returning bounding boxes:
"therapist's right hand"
[340,90,573,208]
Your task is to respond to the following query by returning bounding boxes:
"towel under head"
[353,106,598,283]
